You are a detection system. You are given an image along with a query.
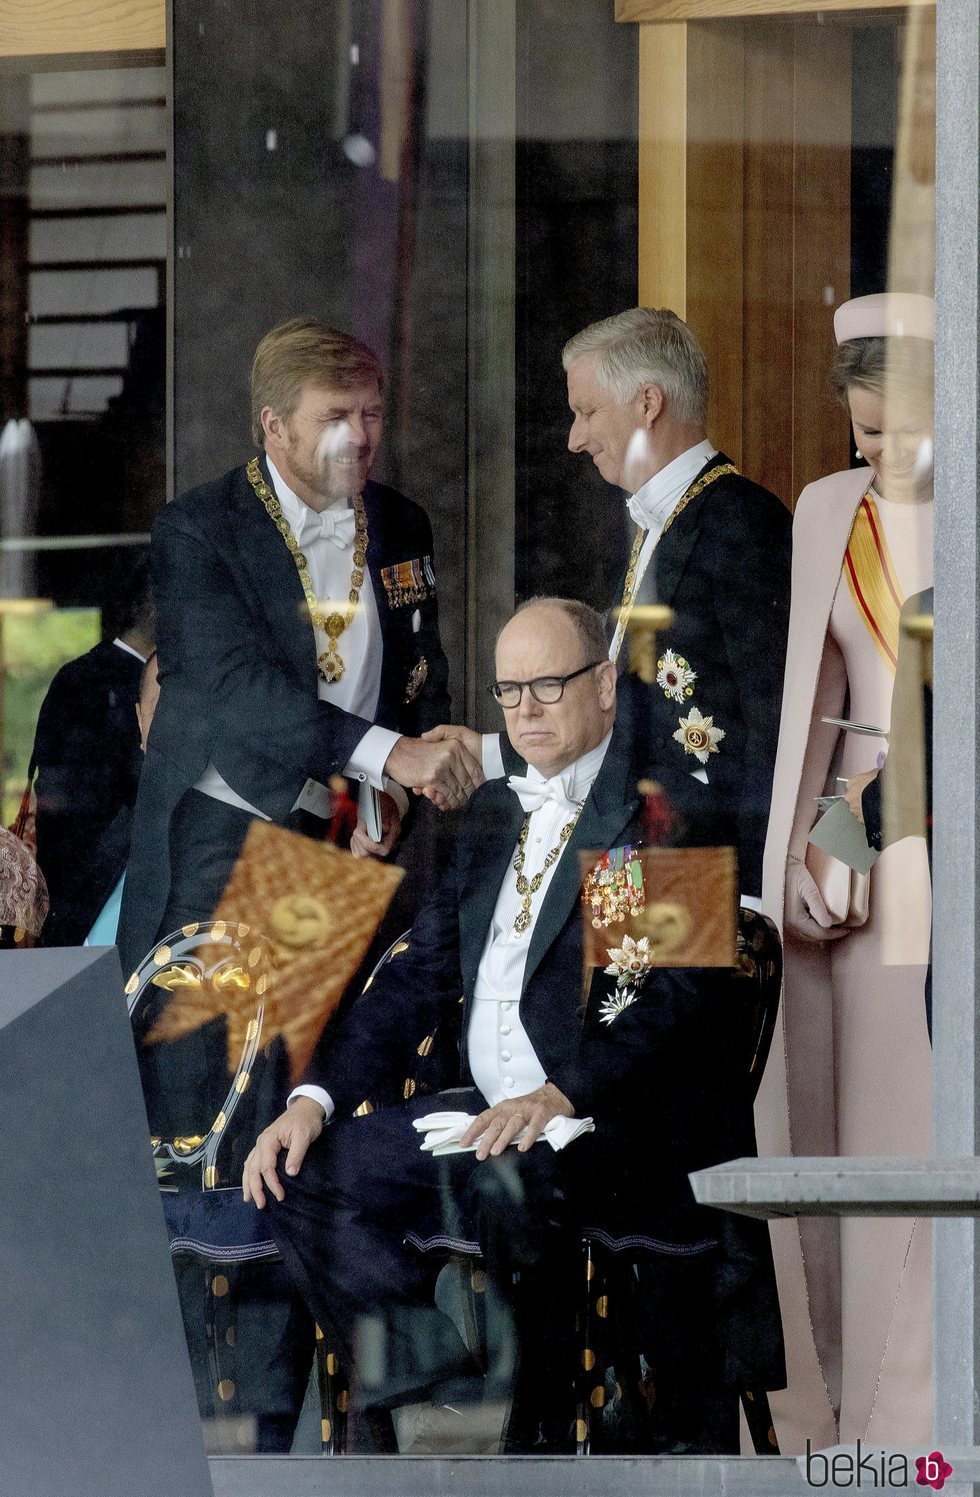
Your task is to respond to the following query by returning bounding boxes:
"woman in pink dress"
[758,293,934,1451]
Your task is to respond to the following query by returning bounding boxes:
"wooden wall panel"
[636,13,855,506]
[790,23,852,502]
[686,20,745,467]
[0,0,164,58]
[638,23,688,312]
[889,9,936,295]
[742,21,795,504]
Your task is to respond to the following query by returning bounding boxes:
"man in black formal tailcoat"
[244,599,784,1453]
[34,558,154,946]
[116,319,482,1451]
[426,308,791,907]
[118,319,481,979]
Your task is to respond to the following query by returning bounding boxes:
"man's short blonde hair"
[562,307,709,426]
[250,318,384,446]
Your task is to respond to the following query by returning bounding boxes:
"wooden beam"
[685,20,745,466]
[742,20,795,505]
[638,23,687,313]
[0,0,165,58]
[618,0,932,20]
[790,22,852,502]
[889,9,936,294]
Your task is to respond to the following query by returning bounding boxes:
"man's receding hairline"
[497,599,574,644]
[496,597,609,666]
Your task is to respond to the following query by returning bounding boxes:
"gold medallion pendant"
[319,611,351,683]
[245,456,368,685]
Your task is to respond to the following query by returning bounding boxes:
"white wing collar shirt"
[292,727,613,1121]
[608,437,716,659]
[194,456,401,819]
[467,727,612,1108]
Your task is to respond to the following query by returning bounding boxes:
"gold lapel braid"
[245,456,369,685]
[612,462,739,662]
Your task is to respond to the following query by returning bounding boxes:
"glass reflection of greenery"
[2,608,100,824]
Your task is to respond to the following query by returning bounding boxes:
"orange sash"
[843,493,905,673]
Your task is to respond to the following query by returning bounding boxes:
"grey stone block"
[690,1156,980,1218]
[0,947,212,1497]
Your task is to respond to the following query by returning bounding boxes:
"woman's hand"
[784,854,851,943]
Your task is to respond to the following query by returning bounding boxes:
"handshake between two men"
[356,722,485,858]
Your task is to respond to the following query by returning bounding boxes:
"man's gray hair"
[504,596,609,664]
[562,307,709,426]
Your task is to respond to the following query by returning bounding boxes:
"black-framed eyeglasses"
[487,660,607,708]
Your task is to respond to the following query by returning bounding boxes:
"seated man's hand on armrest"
[460,1081,574,1161]
[384,733,484,812]
[243,1096,325,1208]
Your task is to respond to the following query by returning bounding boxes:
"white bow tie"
[307,505,356,550]
[507,772,580,816]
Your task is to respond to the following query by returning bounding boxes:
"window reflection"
[0,0,937,1468]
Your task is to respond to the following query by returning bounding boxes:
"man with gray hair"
[560,306,791,902]
[428,308,790,903]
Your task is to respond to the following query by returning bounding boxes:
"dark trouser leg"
[144,790,316,1451]
[268,1091,581,1451]
[267,1096,482,1451]
[171,1258,316,1452]
[267,1097,476,1370]
[458,1144,580,1449]
[158,788,255,937]
[636,1253,740,1454]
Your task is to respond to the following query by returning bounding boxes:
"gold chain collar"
[512,806,583,934]
[615,462,739,659]
[245,457,369,685]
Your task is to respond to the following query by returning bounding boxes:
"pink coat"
[756,464,933,1451]
[762,465,871,937]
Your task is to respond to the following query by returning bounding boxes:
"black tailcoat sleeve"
[118,460,451,970]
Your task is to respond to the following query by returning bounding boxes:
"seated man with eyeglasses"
[243,596,783,1453]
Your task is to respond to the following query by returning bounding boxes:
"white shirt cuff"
[344,725,402,790]
[739,894,763,914]
[288,1085,335,1123]
[482,733,505,780]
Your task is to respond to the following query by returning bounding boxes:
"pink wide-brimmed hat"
[834,292,935,345]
